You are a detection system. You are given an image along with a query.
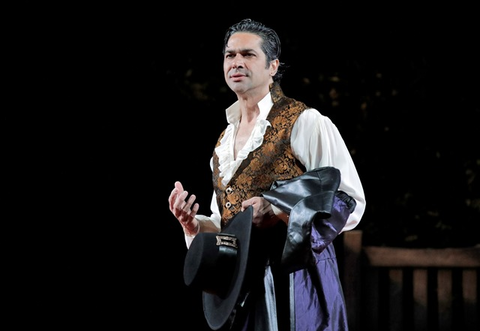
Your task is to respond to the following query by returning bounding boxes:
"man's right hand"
[168,181,200,235]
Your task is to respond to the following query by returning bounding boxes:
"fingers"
[241,197,260,211]
[242,197,277,228]
[179,192,196,214]
[168,187,179,212]
[174,181,184,191]
[168,181,199,224]
[168,181,186,212]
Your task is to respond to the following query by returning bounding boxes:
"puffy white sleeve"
[291,108,366,231]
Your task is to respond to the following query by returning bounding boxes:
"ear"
[270,59,279,76]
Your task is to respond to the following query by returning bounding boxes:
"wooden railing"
[337,230,480,331]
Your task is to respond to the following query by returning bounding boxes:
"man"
[168,18,366,331]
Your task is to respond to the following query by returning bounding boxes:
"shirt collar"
[225,92,274,124]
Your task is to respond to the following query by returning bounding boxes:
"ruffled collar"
[215,92,273,186]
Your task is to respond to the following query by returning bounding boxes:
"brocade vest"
[212,82,309,228]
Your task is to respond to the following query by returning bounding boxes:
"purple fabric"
[293,244,348,331]
[234,196,352,330]
[291,197,351,331]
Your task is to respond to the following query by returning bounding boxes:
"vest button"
[226,187,233,194]
[225,202,232,208]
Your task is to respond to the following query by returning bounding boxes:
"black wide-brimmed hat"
[183,207,253,330]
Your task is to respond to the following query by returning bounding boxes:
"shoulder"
[295,108,341,136]
[297,108,331,124]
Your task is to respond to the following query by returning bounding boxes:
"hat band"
[216,234,238,249]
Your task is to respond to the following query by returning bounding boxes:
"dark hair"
[223,18,286,82]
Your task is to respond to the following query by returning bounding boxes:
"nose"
[232,56,243,69]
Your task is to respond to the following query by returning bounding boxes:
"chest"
[234,121,256,159]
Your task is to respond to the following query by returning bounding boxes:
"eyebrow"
[225,47,256,54]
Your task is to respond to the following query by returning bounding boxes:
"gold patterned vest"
[212,82,309,228]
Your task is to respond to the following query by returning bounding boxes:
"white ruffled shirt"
[186,92,366,246]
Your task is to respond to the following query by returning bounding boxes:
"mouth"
[230,72,246,81]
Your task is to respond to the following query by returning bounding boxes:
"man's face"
[223,32,275,96]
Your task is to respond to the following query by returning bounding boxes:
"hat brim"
[202,206,253,330]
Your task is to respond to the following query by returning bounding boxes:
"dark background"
[12,2,479,330]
